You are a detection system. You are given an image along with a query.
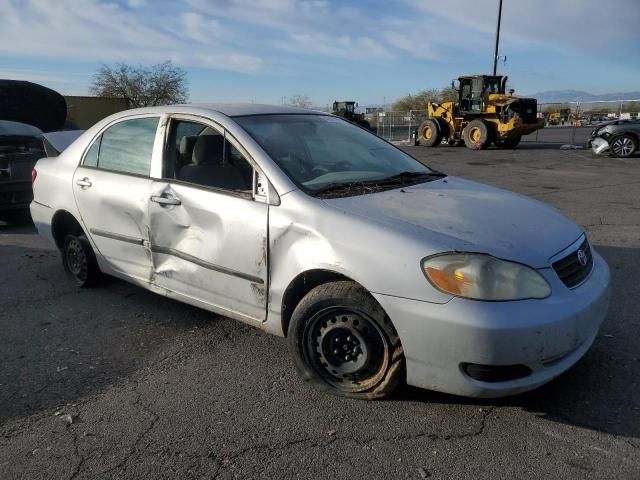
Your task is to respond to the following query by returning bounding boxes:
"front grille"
[552,238,593,288]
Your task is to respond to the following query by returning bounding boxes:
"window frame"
[159,113,263,201]
[79,113,163,180]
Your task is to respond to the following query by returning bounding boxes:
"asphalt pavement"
[1,141,639,479]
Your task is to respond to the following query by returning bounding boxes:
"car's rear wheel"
[287,281,404,399]
[62,234,100,287]
[610,135,637,158]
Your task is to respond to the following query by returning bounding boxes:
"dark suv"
[590,119,640,158]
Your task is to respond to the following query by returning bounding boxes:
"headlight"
[421,253,551,301]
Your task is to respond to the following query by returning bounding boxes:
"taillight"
[32,168,37,184]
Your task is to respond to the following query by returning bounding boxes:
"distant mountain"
[527,89,640,103]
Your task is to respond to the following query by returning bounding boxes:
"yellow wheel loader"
[417,75,544,150]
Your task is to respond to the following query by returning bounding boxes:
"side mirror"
[508,89,515,95]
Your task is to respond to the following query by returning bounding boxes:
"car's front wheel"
[287,281,404,399]
[62,234,100,287]
[610,135,637,158]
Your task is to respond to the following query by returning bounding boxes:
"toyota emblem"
[577,249,587,266]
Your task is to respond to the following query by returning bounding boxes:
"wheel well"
[613,131,639,143]
[281,269,354,337]
[51,210,84,249]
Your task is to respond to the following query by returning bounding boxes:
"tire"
[62,234,100,287]
[417,119,442,147]
[463,119,494,150]
[287,281,405,400]
[495,135,521,149]
[610,135,637,158]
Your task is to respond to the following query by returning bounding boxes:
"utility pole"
[492,0,503,75]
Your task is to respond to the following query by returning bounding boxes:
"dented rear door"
[148,182,268,322]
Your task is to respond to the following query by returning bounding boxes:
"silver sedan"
[31,104,610,399]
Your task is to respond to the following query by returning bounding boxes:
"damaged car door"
[73,116,160,281]
[148,116,268,323]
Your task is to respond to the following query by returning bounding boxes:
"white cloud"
[408,0,640,59]
[0,0,263,73]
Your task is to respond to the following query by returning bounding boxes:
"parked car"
[0,121,82,224]
[0,120,46,223]
[31,104,610,399]
[0,80,70,223]
[590,119,640,157]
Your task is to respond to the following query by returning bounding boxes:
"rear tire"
[463,119,494,150]
[417,119,443,147]
[495,135,521,149]
[62,234,100,287]
[287,281,405,400]
[610,135,637,158]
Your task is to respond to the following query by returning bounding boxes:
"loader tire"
[463,120,494,150]
[418,119,442,147]
[495,136,521,149]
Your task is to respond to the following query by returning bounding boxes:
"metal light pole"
[492,0,503,75]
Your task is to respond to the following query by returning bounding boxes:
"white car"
[31,104,611,399]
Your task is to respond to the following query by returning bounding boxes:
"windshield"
[234,114,435,194]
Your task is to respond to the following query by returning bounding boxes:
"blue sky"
[1,0,639,106]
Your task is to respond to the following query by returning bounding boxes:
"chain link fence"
[371,99,640,148]
[373,110,426,143]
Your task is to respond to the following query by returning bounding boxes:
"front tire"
[287,281,404,400]
[463,119,494,150]
[610,135,637,158]
[62,234,100,287]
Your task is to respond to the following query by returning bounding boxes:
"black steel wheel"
[62,234,100,287]
[287,281,404,399]
[610,135,637,158]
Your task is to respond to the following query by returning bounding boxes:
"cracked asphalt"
[1,136,639,479]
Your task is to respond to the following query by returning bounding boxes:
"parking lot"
[1,141,639,479]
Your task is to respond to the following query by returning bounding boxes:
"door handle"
[75,177,92,188]
[151,194,181,206]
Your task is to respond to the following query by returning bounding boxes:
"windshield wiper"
[369,170,446,186]
[311,171,446,198]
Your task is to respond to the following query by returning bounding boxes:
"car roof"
[112,103,327,118]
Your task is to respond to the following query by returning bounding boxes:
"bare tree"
[287,95,313,108]
[90,61,188,107]
[392,86,458,111]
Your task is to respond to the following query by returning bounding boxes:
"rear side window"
[83,138,100,167]
[89,117,159,176]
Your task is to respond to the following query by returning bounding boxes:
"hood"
[325,176,582,268]
[0,80,67,132]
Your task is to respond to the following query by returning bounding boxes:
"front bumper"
[374,250,610,398]
[591,137,610,155]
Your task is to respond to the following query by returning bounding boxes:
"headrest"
[192,135,224,165]
[179,135,198,156]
